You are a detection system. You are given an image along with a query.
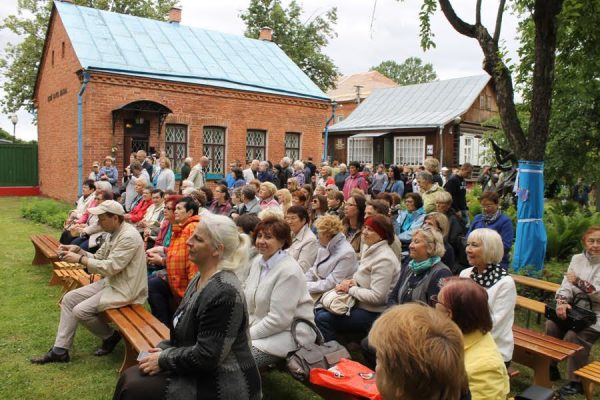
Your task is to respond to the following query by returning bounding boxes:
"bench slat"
[104,308,151,353]
[516,296,546,314]
[511,274,560,293]
[119,306,165,347]
[513,325,582,352]
[130,304,170,340]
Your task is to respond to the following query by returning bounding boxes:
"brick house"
[326,75,498,168]
[33,1,330,201]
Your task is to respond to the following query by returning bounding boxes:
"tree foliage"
[408,0,564,162]
[0,0,178,116]
[515,0,600,184]
[240,0,339,92]
[370,57,437,85]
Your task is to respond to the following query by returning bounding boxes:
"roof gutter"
[77,70,90,196]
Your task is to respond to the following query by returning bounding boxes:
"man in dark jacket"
[136,150,154,181]
[443,163,472,226]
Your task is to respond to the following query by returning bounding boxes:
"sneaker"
[94,330,122,356]
[558,381,583,396]
[31,349,70,364]
[549,364,561,381]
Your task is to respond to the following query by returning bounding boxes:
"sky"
[0,0,522,141]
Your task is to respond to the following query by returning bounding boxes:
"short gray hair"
[413,228,445,258]
[467,228,504,265]
[417,171,433,183]
[95,180,112,192]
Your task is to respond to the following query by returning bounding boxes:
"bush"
[21,198,72,229]
[545,207,600,261]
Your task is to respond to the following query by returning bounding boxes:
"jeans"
[148,276,173,327]
[315,307,380,342]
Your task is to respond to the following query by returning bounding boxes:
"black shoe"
[31,349,70,364]
[549,364,561,381]
[94,331,122,356]
[558,381,583,396]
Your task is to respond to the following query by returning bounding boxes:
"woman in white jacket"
[244,216,316,368]
[305,215,358,299]
[315,215,401,341]
[460,228,516,365]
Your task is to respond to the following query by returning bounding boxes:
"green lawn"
[0,196,597,400]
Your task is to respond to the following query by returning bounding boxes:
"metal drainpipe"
[78,70,90,196]
[322,101,337,163]
[439,125,444,166]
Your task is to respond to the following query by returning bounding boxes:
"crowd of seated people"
[48,154,599,400]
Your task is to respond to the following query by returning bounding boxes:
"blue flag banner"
[512,160,547,272]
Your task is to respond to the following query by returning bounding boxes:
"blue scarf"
[408,256,441,273]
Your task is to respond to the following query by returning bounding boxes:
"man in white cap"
[31,200,148,364]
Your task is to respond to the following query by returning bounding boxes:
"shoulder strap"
[290,318,324,347]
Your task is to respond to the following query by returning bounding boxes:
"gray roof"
[329,74,490,132]
[53,2,328,101]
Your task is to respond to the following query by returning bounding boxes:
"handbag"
[545,292,597,332]
[515,385,559,400]
[320,288,356,316]
[310,358,381,400]
[286,318,351,382]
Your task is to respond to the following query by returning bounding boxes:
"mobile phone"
[137,351,150,361]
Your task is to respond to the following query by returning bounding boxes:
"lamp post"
[9,113,18,142]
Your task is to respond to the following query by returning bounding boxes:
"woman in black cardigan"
[114,214,261,400]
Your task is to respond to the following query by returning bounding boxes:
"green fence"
[0,143,38,186]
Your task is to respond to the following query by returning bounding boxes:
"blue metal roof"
[54,2,329,101]
[329,75,490,131]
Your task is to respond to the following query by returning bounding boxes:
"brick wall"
[35,14,330,202]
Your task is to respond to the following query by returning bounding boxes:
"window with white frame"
[347,137,373,164]
[165,124,187,172]
[285,132,301,161]
[394,137,425,165]
[203,126,226,176]
[459,134,486,165]
[246,130,266,162]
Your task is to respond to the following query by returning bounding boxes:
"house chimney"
[259,27,273,41]
[168,6,181,24]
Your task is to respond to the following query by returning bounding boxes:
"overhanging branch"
[493,0,507,43]
[438,0,477,38]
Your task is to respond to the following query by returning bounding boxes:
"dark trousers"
[315,307,380,342]
[113,365,167,400]
[148,276,173,327]
[545,319,600,381]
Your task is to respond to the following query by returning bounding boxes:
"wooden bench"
[49,261,85,285]
[512,325,583,388]
[50,268,99,289]
[30,234,60,265]
[511,274,561,293]
[575,361,600,400]
[103,304,170,374]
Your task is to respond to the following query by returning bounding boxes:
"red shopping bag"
[309,358,382,400]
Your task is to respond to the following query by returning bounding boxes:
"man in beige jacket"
[31,200,147,364]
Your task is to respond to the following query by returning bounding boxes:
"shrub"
[544,207,600,261]
[21,198,72,230]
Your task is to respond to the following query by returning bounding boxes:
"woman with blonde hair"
[155,157,175,192]
[460,228,516,365]
[424,212,455,270]
[275,188,292,214]
[305,215,357,299]
[113,214,262,400]
[258,182,280,210]
[424,157,443,186]
[368,303,469,400]
[292,160,306,186]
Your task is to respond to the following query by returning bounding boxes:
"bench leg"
[32,245,49,265]
[49,272,62,286]
[119,339,138,375]
[580,378,594,400]
[513,347,552,388]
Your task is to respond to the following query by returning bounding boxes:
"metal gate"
[0,143,38,186]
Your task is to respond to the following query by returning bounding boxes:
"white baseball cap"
[88,200,125,216]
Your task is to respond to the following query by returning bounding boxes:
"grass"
[2,196,598,399]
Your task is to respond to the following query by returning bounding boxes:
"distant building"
[326,75,497,168]
[34,1,329,201]
[327,71,397,123]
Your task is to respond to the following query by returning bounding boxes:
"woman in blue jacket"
[467,192,514,269]
[395,192,425,247]
[384,165,405,198]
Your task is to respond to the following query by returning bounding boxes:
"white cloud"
[0,0,521,141]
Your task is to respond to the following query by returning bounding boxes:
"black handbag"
[515,385,559,400]
[545,292,597,332]
[285,318,351,382]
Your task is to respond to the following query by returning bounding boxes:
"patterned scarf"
[470,264,507,288]
[482,209,502,225]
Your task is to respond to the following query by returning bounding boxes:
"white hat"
[441,167,449,171]
[88,200,125,216]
